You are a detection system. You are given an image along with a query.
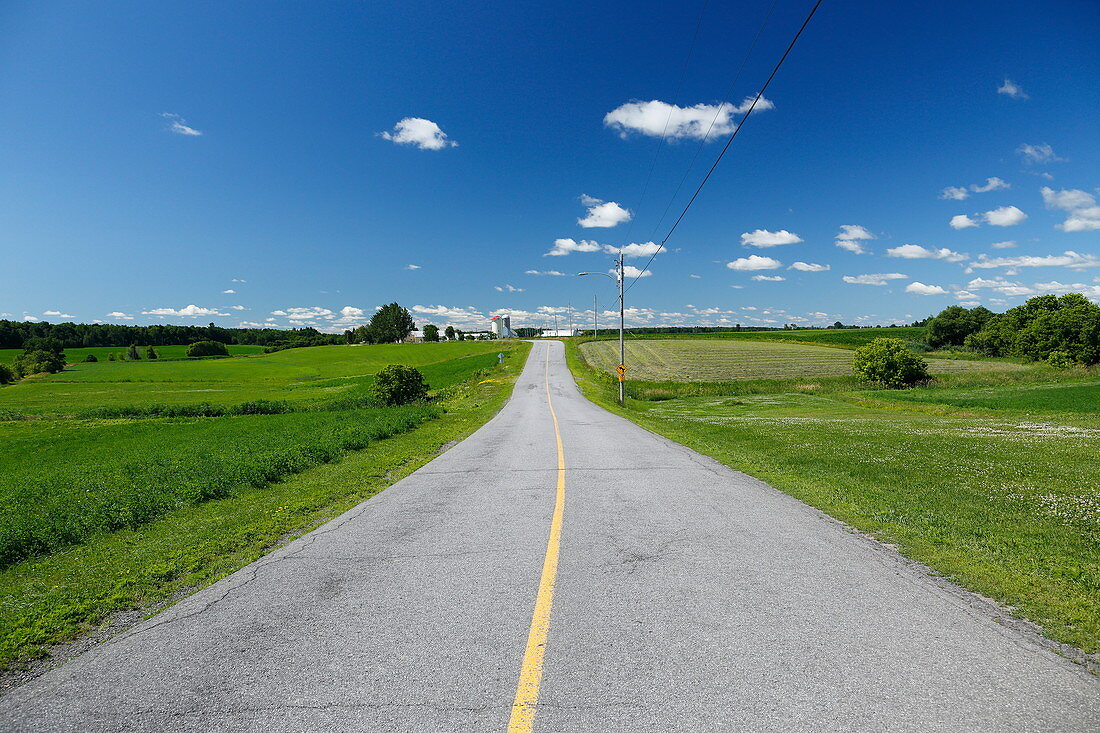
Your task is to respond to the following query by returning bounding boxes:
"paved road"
[3,340,1097,731]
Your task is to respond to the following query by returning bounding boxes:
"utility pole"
[617,250,625,405]
[577,251,626,404]
[593,295,598,340]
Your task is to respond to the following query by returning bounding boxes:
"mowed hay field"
[580,338,1026,382]
[0,340,530,669]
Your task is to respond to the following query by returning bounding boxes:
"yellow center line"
[508,342,566,732]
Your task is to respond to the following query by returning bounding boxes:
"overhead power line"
[626,0,825,292]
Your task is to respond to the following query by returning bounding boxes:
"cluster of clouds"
[1042,187,1100,231]
[939,176,1010,201]
[949,205,1028,229]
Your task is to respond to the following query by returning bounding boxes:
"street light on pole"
[578,250,626,405]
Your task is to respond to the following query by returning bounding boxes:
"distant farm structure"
[490,315,518,339]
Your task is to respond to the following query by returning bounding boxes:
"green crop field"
[0,344,264,365]
[566,339,1100,654]
[580,338,1027,383]
[0,339,530,670]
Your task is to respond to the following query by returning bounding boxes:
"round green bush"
[1047,349,1075,369]
[853,338,930,388]
[372,364,430,406]
[0,363,14,385]
[187,340,229,358]
[83,354,98,363]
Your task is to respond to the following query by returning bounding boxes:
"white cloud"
[525,270,567,276]
[842,273,908,286]
[603,97,774,140]
[340,306,365,318]
[238,321,270,328]
[620,265,652,278]
[161,112,202,136]
[1017,143,1063,164]
[23,316,38,322]
[1032,281,1100,299]
[1041,186,1100,232]
[545,238,602,256]
[969,250,1099,270]
[106,311,134,320]
[984,205,1027,226]
[966,277,1035,297]
[405,264,421,270]
[689,274,701,278]
[379,117,457,150]
[231,278,246,283]
[751,275,785,282]
[222,289,235,294]
[940,186,970,201]
[789,261,830,272]
[886,244,967,262]
[231,305,247,311]
[577,196,632,228]
[990,240,1016,249]
[740,229,802,248]
[905,281,948,295]
[997,79,1028,99]
[950,214,979,229]
[494,284,525,292]
[727,255,782,271]
[971,176,1010,193]
[143,304,229,317]
[835,224,875,254]
[42,310,74,318]
[940,177,1010,201]
[612,241,665,258]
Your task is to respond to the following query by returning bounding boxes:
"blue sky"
[1,0,1098,332]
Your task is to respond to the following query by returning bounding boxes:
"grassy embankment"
[0,340,530,670]
[566,334,1100,655]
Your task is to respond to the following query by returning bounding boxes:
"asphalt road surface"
[3,340,1097,731]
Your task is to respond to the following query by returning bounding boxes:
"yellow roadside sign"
[616,364,627,381]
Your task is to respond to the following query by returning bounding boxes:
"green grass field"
[580,338,1027,383]
[0,344,263,365]
[0,339,530,670]
[566,339,1100,654]
[0,342,507,414]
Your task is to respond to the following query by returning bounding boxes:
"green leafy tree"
[83,353,98,363]
[455,329,464,341]
[372,364,430,405]
[146,345,158,359]
[0,363,14,384]
[422,324,440,342]
[107,353,116,362]
[927,305,994,348]
[126,344,141,361]
[363,303,416,344]
[444,325,456,341]
[853,338,930,388]
[966,293,1100,364]
[13,350,66,378]
[187,340,229,357]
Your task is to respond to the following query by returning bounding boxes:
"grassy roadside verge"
[564,338,1100,656]
[0,341,531,673]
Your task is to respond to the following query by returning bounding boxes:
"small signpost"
[616,364,627,382]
